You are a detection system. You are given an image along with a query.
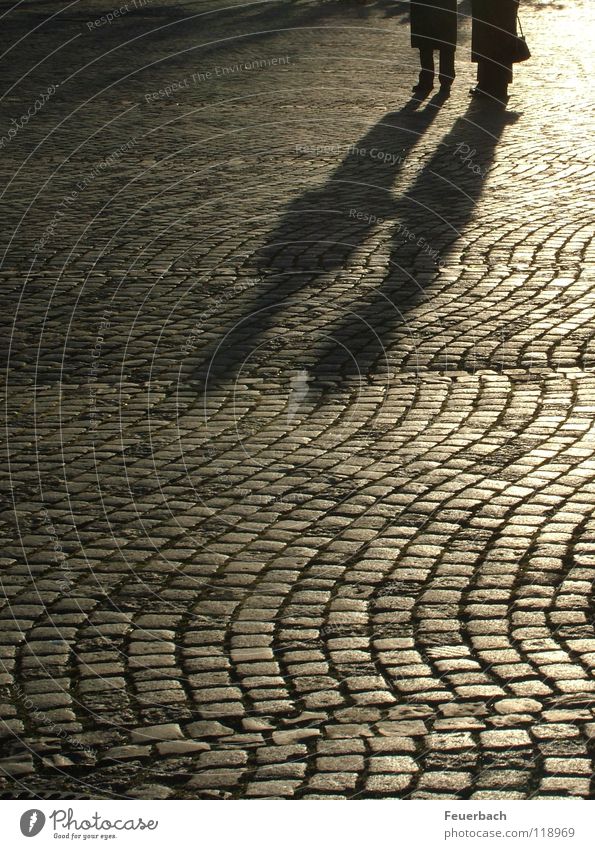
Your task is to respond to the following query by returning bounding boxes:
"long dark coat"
[471,0,518,64]
[410,0,458,51]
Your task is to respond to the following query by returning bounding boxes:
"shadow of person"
[310,98,519,380]
[353,0,411,21]
[194,95,447,391]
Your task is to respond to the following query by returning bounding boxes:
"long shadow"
[310,98,518,379]
[195,94,447,389]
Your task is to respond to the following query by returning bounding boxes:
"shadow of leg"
[310,99,519,380]
[193,98,449,392]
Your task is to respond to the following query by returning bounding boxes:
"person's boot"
[438,76,453,96]
[412,69,434,95]
[470,86,509,104]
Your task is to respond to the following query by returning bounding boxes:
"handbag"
[513,16,531,63]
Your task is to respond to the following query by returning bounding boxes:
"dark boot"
[472,60,510,103]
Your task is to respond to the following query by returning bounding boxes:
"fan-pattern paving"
[1,0,595,799]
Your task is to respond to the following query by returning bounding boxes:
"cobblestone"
[1,0,594,800]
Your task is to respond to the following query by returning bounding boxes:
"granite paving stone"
[1,0,594,800]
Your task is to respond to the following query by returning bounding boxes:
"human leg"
[473,59,510,102]
[413,46,435,92]
[439,47,455,88]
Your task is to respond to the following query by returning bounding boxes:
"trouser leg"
[418,46,435,86]
[477,60,491,90]
[477,59,510,99]
[439,47,455,86]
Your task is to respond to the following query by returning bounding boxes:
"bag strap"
[517,15,525,38]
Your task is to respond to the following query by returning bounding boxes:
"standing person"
[471,0,519,103]
[410,0,458,96]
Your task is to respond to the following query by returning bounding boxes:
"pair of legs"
[473,59,513,102]
[416,45,456,91]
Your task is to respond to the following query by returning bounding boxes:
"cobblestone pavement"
[1,0,595,800]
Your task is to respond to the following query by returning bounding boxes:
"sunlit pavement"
[1,0,595,799]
